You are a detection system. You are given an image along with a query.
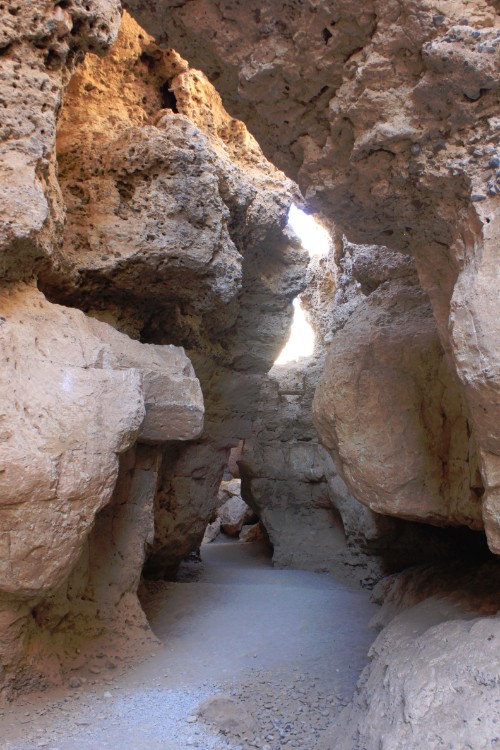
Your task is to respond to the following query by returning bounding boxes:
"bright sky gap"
[274,205,331,365]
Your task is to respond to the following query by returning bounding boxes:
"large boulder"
[313,247,482,530]
[329,562,500,750]
[0,284,203,696]
[217,480,256,537]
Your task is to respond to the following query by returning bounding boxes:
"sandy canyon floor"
[0,540,377,750]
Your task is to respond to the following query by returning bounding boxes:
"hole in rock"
[275,297,315,364]
[287,204,331,257]
[160,80,178,112]
[274,205,331,364]
[322,27,333,43]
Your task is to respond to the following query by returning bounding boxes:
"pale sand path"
[1,540,377,750]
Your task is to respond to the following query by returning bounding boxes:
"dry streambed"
[0,541,377,750]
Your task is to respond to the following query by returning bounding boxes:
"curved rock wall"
[119,5,500,746]
[0,283,203,697]
[38,11,307,580]
[313,241,483,530]
[240,243,486,586]
[127,0,500,553]
[0,7,306,698]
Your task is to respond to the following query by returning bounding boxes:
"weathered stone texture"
[0,0,121,281]
[0,7,310,696]
[125,0,500,552]
[241,267,483,585]
[36,12,307,586]
[329,561,500,750]
[0,284,203,696]
[313,244,483,530]
[240,355,354,575]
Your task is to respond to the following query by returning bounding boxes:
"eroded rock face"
[43,11,303,368]
[313,243,483,530]
[36,12,307,583]
[0,284,203,696]
[0,0,121,282]
[0,7,309,696]
[240,355,355,575]
[1,284,141,599]
[240,257,482,585]
[124,0,500,552]
[330,562,500,750]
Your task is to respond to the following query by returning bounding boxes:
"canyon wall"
[0,283,203,696]
[42,10,307,579]
[126,0,500,551]
[240,242,485,585]
[2,2,499,743]
[118,1,500,746]
[0,6,306,698]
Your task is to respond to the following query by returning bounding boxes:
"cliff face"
[0,283,203,696]
[115,4,500,746]
[313,242,483,530]
[42,11,307,579]
[125,0,500,553]
[0,0,122,282]
[0,8,306,698]
[2,2,500,742]
[240,244,485,586]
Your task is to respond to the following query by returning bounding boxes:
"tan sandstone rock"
[0,0,121,281]
[329,562,500,750]
[125,0,500,552]
[217,479,256,537]
[313,246,482,530]
[0,283,203,696]
[38,12,307,583]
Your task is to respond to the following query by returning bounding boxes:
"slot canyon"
[0,1,499,748]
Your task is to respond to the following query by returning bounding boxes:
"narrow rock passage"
[1,541,377,750]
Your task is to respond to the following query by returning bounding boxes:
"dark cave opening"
[160,80,178,112]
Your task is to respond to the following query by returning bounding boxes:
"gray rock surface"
[217,480,256,537]
[330,562,500,750]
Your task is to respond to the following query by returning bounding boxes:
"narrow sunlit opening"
[274,205,331,365]
[275,297,314,365]
[287,204,331,257]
